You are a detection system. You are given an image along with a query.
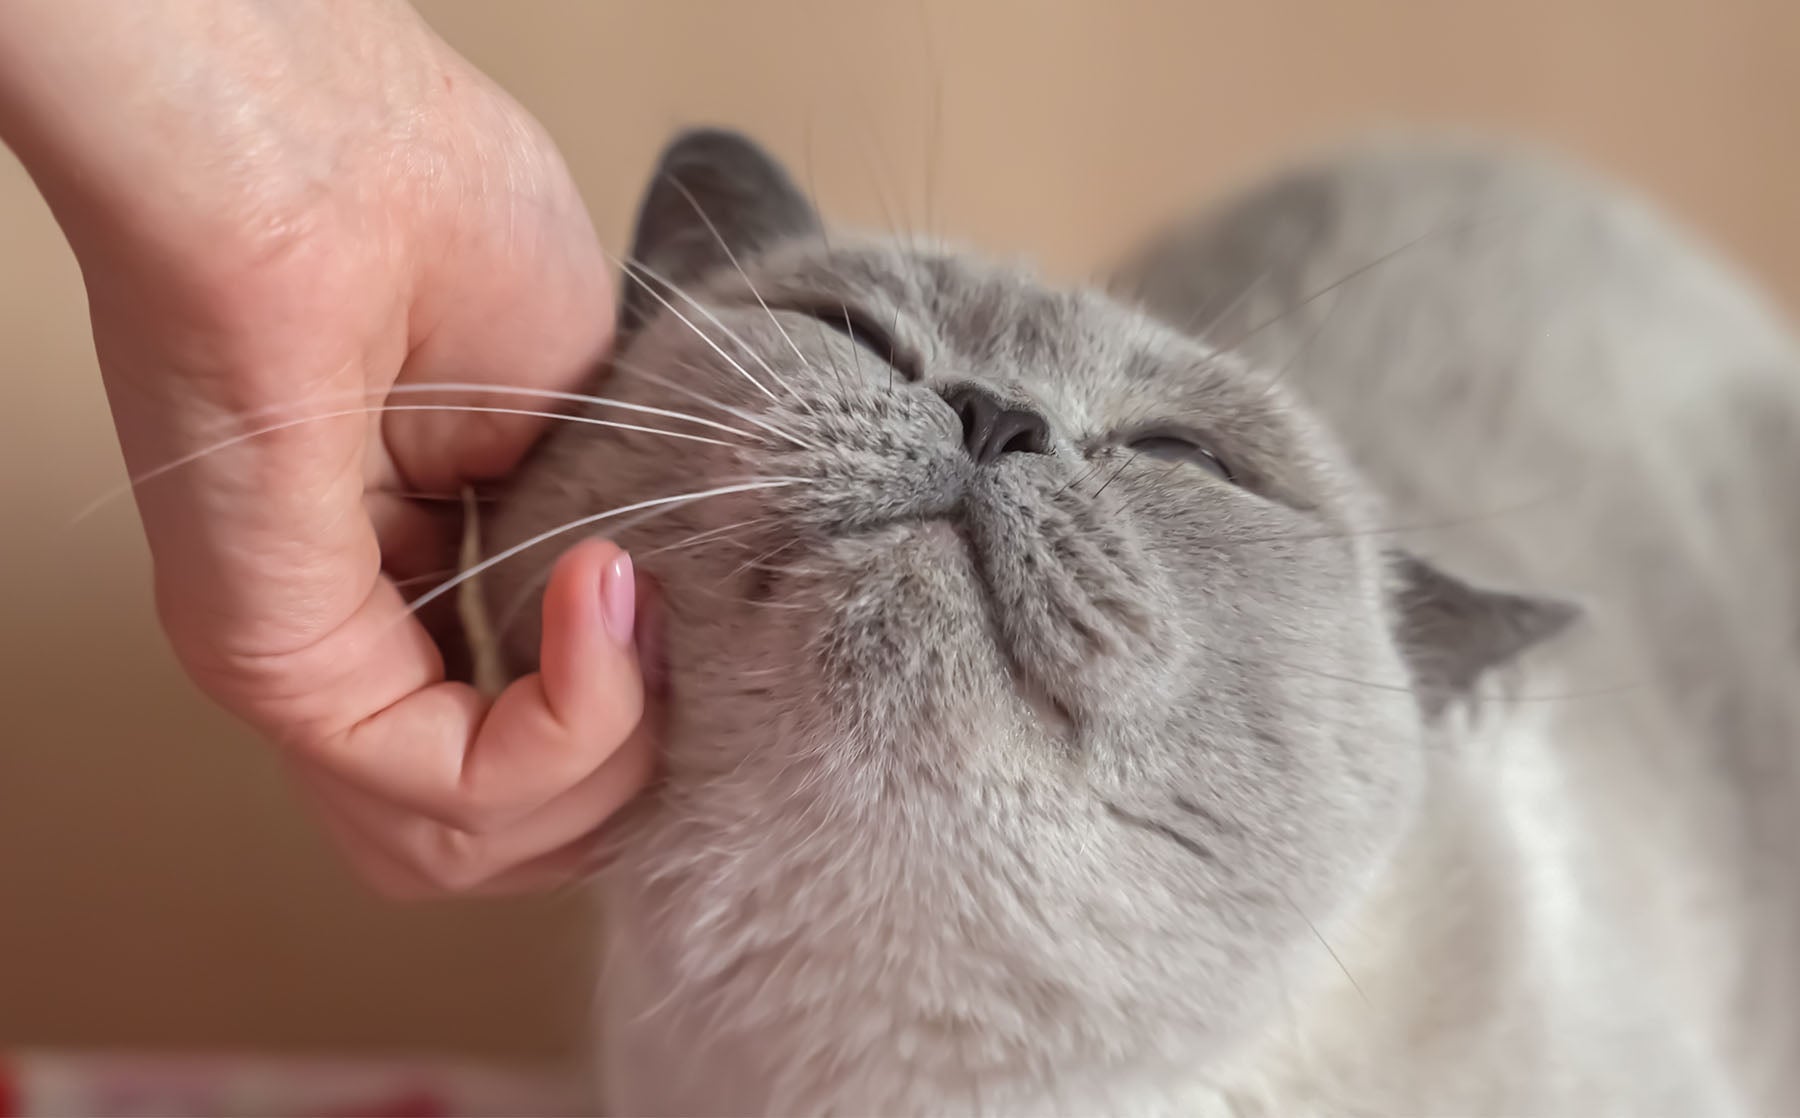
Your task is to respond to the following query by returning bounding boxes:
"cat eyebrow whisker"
[617,249,813,415]
[660,175,821,408]
[1186,263,1269,342]
[612,251,808,412]
[1256,278,1346,403]
[1221,207,1513,353]
[70,404,749,525]
[847,118,916,255]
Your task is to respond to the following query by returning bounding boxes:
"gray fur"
[480,129,1800,1115]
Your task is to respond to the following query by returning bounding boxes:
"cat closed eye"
[800,304,911,377]
[1126,433,1236,482]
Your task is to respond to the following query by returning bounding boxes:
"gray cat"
[479,128,1800,1115]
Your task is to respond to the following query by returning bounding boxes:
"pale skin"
[0,0,659,895]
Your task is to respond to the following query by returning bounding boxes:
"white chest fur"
[1185,709,1749,1118]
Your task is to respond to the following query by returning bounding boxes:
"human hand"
[0,0,658,894]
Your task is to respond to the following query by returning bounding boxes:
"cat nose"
[940,383,1051,465]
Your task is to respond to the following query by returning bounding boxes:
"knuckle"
[417,829,497,893]
[435,786,510,835]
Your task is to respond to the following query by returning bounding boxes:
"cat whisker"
[175,381,763,446]
[661,175,821,403]
[491,563,556,642]
[1054,459,1108,499]
[616,250,813,415]
[725,664,789,679]
[1091,452,1139,500]
[839,304,867,384]
[1187,263,1268,341]
[491,512,765,643]
[1223,208,1511,353]
[1257,279,1345,401]
[496,513,780,645]
[636,516,775,559]
[725,536,805,583]
[1170,480,1584,550]
[750,561,827,578]
[385,382,765,442]
[406,478,802,617]
[613,356,818,452]
[848,117,913,254]
[1280,887,1370,1007]
[390,567,457,590]
[71,404,746,524]
[812,316,849,393]
[1113,760,1372,1011]
[1266,653,1641,705]
[610,251,792,408]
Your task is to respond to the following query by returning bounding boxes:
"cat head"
[481,128,1574,1110]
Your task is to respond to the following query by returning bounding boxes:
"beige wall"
[3,1,1796,1060]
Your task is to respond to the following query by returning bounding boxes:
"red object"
[321,1087,447,1118]
[0,1060,18,1118]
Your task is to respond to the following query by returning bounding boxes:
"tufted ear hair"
[1385,550,1582,717]
[619,127,821,339]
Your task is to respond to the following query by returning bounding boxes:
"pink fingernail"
[601,551,636,645]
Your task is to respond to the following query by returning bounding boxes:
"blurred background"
[2,0,1797,1080]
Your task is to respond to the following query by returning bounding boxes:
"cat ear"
[1385,550,1582,716]
[620,127,821,336]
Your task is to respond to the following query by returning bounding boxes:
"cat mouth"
[873,509,1080,735]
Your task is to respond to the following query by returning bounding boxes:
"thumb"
[535,536,650,758]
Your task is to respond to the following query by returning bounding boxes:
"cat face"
[480,130,1569,1108]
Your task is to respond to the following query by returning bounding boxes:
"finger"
[300,537,652,831]
[365,486,464,584]
[368,486,482,687]
[317,803,613,900]
[384,196,617,492]
[295,716,656,897]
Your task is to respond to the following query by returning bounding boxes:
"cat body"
[1122,139,1800,1115]
[481,132,1800,1115]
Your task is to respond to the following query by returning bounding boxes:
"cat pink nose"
[941,382,1051,464]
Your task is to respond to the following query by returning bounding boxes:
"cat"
[477,127,1800,1115]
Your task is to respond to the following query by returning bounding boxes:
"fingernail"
[601,551,636,645]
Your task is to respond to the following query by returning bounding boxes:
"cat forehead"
[726,238,1277,425]
[682,235,1355,512]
